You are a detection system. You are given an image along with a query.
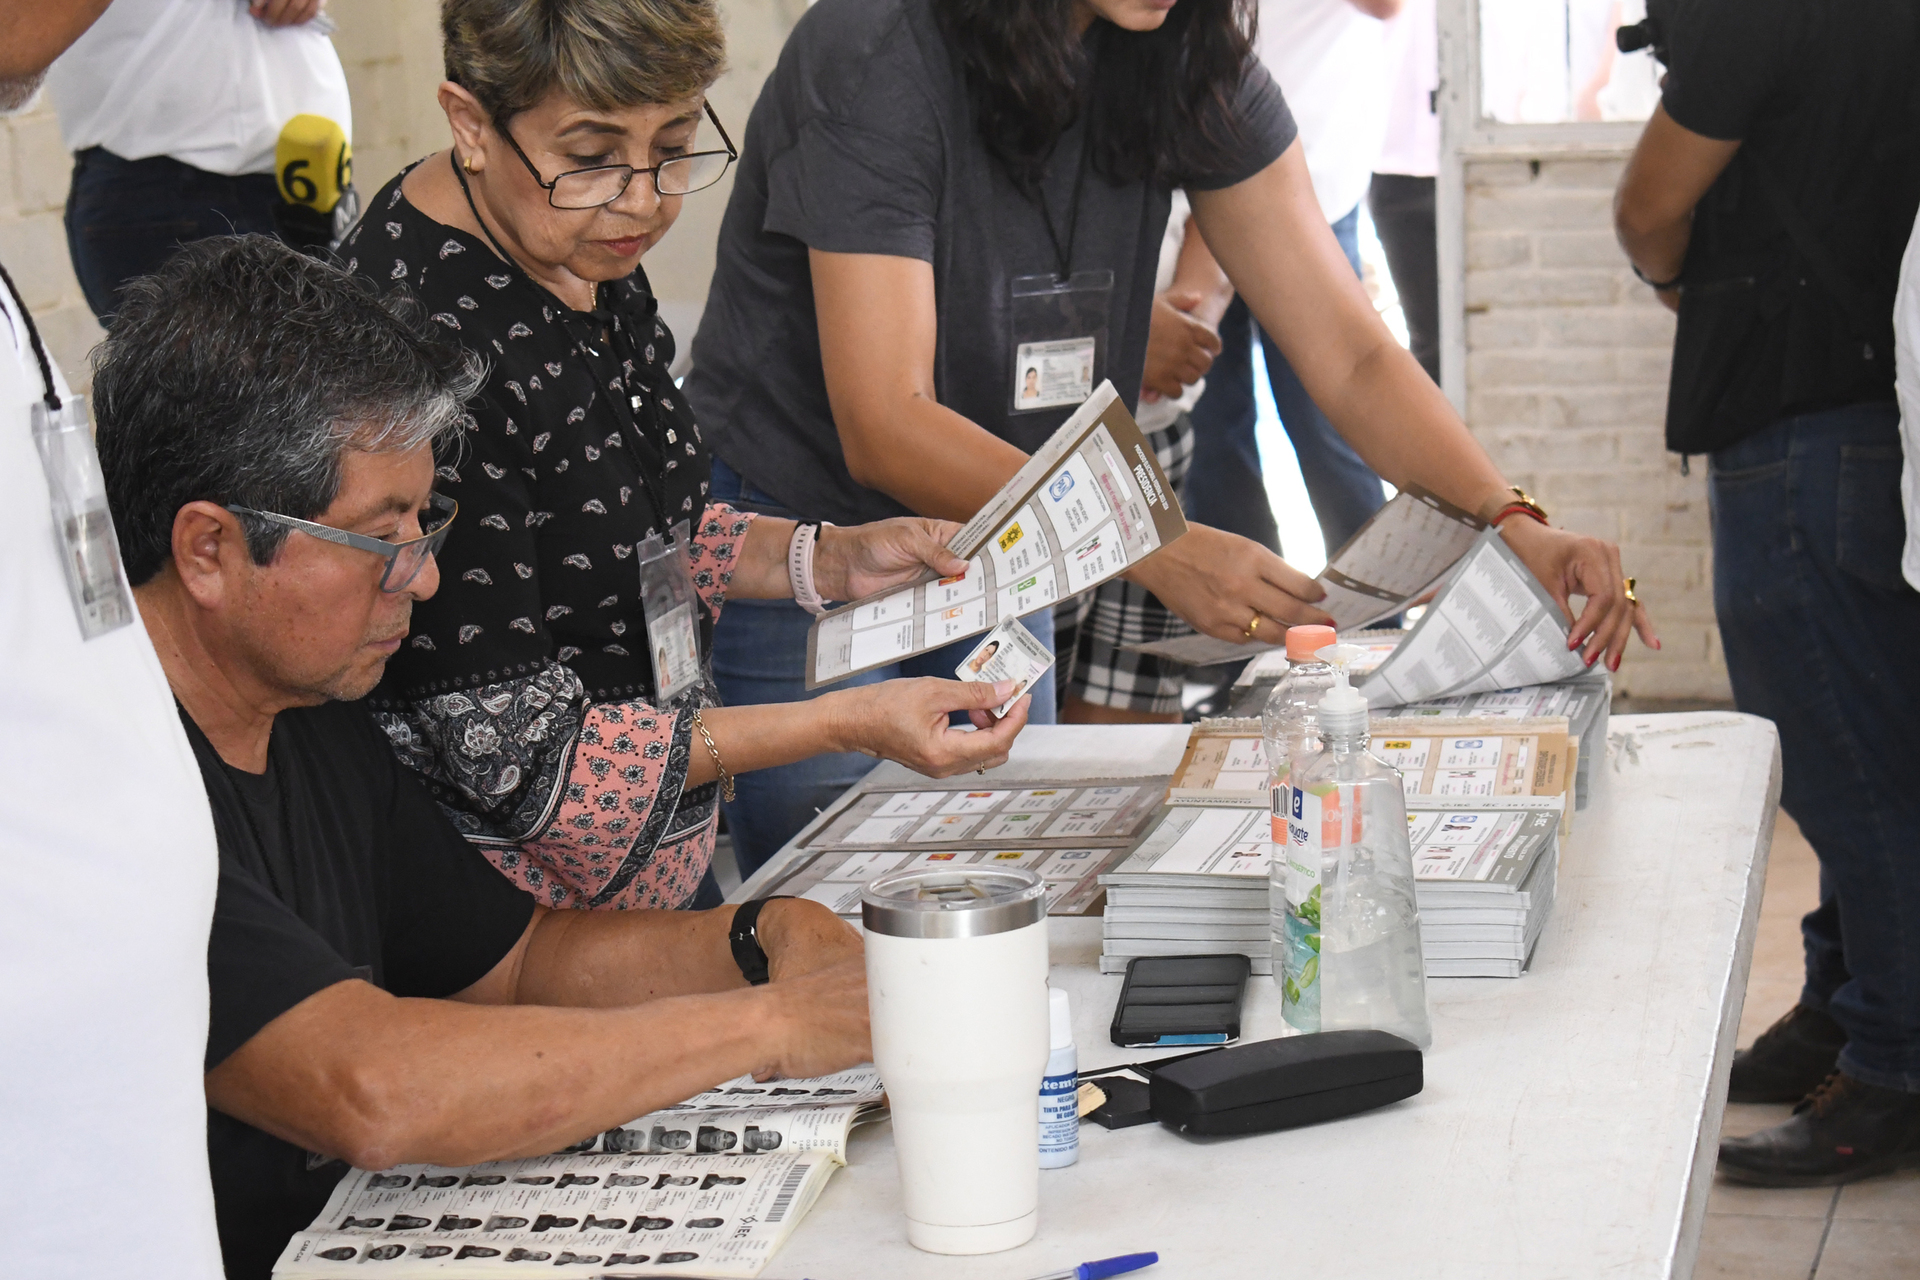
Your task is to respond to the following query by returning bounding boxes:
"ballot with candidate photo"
[954,618,1055,718]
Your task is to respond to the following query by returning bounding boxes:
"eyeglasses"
[226,493,458,593]
[497,102,738,210]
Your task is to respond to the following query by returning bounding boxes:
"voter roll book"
[954,617,1054,718]
[271,1069,886,1277]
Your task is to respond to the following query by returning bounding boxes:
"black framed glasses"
[498,102,738,210]
[226,493,458,593]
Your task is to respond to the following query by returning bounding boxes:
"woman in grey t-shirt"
[690,0,1656,870]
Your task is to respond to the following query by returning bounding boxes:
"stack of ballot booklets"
[1097,797,1562,979]
[1227,651,1610,811]
[757,777,1167,918]
[273,1070,885,1277]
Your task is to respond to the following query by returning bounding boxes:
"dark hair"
[442,0,727,123]
[93,235,484,585]
[934,0,1258,191]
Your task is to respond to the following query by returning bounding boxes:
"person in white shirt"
[46,0,352,320]
[0,8,224,1279]
[1185,0,1398,559]
[1370,0,1438,383]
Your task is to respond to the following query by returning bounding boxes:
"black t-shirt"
[686,0,1297,525]
[188,700,536,1280]
[1660,0,1920,451]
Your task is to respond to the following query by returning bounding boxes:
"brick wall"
[1462,150,1728,701]
[0,99,102,390]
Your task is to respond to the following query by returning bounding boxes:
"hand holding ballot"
[810,516,970,603]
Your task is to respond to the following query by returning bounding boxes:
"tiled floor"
[1696,813,1920,1279]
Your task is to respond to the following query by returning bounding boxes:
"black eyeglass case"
[1147,1029,1423,1137]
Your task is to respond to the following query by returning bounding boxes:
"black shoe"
[1718,1072,1920,1187]
[1727,1004,1847,1104]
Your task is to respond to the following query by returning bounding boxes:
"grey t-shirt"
[686,0,1297,526]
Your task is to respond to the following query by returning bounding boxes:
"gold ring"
[976,766,987,776]
[1623,576,1639,605]
[1244,612,1262,641]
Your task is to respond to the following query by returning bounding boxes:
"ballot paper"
[770,841,1130,918]
[803,778,1163,851]
[954,617,1054,717]
[272,1070,887,1278]
[1359,527,1587,706]
[1120,485,1486,666]
[805,382,1188,687]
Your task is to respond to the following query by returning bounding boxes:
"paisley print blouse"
[345,167,755,910]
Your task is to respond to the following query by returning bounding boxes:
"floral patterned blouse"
[344,166,755,910]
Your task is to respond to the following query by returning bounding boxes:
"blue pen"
[1025,1250,1159,1280]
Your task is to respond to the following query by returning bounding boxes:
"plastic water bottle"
[1276,645,1432,1048]
[1037,988,1079,1168]
[1259,624,1340,796]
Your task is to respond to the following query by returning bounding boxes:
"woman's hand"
[813,518,968,602]
[1498,517,1660,672]
[1128,524,1333,641]
[1141,288,1223,403]
[826,678,1030,775]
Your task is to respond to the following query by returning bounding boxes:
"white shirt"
[47,0,351,177]
[1895,207,1920,590]
[1138,191,1208,434]
[1257,0,1393,222]
[0,276,224,1275]
[1375,0,1438,178]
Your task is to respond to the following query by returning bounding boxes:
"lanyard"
[451,152,678,530]
[1034,139,1091,282]
[0,260,61,412]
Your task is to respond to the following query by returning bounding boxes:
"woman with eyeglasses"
[688,0,1660,872]
[342,0,1031,913]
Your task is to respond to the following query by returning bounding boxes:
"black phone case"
[1109,954,1251,1047]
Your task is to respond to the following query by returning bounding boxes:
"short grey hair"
[442,0,727,122]
[93,235,486,584]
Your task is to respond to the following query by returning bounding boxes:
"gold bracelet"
[691,709,735,803]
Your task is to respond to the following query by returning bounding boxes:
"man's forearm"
[207,978,804,1170]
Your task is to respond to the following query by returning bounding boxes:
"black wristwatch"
[729,896,795,986]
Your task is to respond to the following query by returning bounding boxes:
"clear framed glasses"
[227,492,458,593]
[499,102,739,210]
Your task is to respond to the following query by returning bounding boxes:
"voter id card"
[32,396,135,640]
[638,520,702,706]
[954,616,1054,718]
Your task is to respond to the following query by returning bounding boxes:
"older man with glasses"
[95,235,873,1280]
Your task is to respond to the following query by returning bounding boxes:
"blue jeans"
[1711,402,1920,1091]
[1184,204,1387,556]
[709,458,1058,876]
[64,148,329,323]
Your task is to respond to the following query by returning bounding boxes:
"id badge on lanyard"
[1010,269,1113,415]
[638,519,704,707]
[32,394,136,640]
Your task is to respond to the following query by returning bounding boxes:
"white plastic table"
[733,713,1781,1280]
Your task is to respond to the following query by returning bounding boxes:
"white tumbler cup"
[862,866,1051,1255]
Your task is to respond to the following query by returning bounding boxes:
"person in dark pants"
[63,151,300,321]
[1182,209,1387,556]
[1616,0,1920,1187]
[1368,173,1438,384]
[1368,0,1438,385]
[45,0,348,322]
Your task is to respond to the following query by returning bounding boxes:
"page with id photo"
[955,617,1055,718]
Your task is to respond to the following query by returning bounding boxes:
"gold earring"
[463,154,477,174]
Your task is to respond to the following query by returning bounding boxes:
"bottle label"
[1039,1071,1079,1157]
[1280,783,1329,1032]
